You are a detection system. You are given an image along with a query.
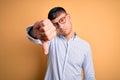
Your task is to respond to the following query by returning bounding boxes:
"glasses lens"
[53,15,67,27]
[59,16,66,24]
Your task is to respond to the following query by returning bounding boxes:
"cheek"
[66,23,72,30]
[65,20,71,27]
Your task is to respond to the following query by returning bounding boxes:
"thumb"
[42,41,49,55]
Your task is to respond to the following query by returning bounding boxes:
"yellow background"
[0,0,120,80]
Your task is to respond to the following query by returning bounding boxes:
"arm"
[82,44,96,80]
[26,19,56,55]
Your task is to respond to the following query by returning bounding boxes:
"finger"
[39,35,48,41]
[47,26,56,38]
[42,41,49,55]
[35,31,41,39]
[33,21,42,29]
[47,30,57,40]
[38,19,49,27]
[39,19,53,28]
[43,28,56,40]
[39,25,56,36]
[39,25,52,32]
[42,19,52,26]
[38,27,56,42]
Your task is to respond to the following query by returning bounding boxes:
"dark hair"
[48,7,67,20]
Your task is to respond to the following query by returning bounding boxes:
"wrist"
[28,27,37,39]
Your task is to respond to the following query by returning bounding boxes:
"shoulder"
[76,36,92,56]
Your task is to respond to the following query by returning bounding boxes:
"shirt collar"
[58,32,77,40]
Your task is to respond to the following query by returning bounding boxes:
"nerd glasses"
[53,14,67,27]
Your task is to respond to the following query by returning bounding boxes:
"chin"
[59,30,70,36]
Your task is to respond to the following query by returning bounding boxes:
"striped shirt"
[27,27,95,80]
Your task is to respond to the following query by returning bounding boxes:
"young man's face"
[51,13,72,36]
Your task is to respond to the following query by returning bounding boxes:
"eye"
[59,18,64,23]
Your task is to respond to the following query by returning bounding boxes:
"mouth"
[60,29,66,32]
[59,29,67,34]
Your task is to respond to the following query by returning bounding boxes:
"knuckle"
[42,19,48,25]
[39,27,45,32]
[40,32,48,37]
[42,21,46,25]
[44,32,48,36]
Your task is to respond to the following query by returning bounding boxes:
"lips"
[60,29,66,33]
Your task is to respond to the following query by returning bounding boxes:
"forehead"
[51,13,66,23]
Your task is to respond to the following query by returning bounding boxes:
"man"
[26,7,95,80]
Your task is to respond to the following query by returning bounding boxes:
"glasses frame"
[52,14,67,27]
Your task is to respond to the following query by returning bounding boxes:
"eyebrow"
[52,14,67,23]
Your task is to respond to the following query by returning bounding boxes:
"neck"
[64,31,74,40]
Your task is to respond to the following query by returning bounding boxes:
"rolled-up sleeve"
[26,26,42,45]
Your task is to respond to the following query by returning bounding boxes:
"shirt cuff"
[26,26,42,45]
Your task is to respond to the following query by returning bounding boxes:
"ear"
[67,14,71,20]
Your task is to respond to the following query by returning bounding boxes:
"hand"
[32,19,56,55]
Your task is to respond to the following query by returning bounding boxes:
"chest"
[49,39,86,67]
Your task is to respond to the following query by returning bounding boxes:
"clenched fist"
[30,19,57,55]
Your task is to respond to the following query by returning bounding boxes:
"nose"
[57,22,64,29]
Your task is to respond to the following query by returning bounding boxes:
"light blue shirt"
[27,27,95,80]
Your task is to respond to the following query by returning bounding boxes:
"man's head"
[48,7,73,37]
[48,7,67,20]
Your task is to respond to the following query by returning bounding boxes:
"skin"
[52,13,74,40]
[30,13,74,55]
